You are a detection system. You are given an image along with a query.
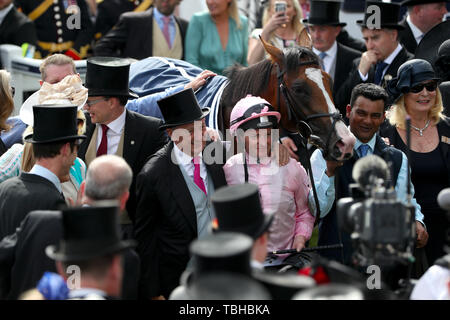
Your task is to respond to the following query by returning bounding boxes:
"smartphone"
[275,1,286,13]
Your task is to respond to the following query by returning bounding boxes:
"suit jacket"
[134,141,227,298]
[0,210,140,299]
[333,43,363,114]
[318,135,403,265]
[439,82,450,117]
[335,47,413,117]
[0,173,65,240]
[398,20,418,55]
[0,7,37,50]
[94,8,189,60]
[77,109,168,221]
[336,29,366,53]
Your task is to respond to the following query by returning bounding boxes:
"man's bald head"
[85,155,132,201]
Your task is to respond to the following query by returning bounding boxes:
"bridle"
[275,59,343,224]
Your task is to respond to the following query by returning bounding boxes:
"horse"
[128,37,355,161]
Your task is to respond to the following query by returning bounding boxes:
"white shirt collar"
[172,142,207,181]
[312,41,338,73]
[406,15,424,44]
[383,43,403,66]
[0,3,13,25]
[29,164,62,192]
[103,108,126,134]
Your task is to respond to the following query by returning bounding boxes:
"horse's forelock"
[284,47,320,72]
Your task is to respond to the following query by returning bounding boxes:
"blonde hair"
[0,70,14,132]
[39,54,76,81]
[262,0,304,41]
[387,88,445,130]
[228,0,242,29]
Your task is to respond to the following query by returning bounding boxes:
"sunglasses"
[410,82,438,94]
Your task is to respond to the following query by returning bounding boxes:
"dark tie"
[374,61,388,85]
[358,144,370,158]
[96,124,109,157]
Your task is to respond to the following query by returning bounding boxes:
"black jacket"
[0,7,37,50]
[134,141,227,298]
[398,20,418,55]
[94,8,189,60]
[0,173,65,240]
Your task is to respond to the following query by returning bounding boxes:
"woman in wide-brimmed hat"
[381,58,450,267]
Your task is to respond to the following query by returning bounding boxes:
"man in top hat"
[46,205,136,299]
[0,155,139,300]
[78,57,169,225]
[399,0,448,54]
[335,0,414,113]
[304,0,363,115]
[0,105,84,239]
[134,88,227,299]
[435,39,450,116]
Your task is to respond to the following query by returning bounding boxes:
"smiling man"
[335,0,413,112]
[78,57,168,227]
[311,83,427,266]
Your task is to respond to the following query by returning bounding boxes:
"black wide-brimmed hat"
[415,21,450,67]
[303,0,347,27]
[46,205,136,262]
[86,57,138,99]
[357,1,404,30]
[402,0,449,6]
[190,232,253,277]
[386,59,440,101]
[157,88,210,130]
[24,105,86,144]
[211,183,273,239]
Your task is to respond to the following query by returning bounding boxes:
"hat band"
[230,103,274,126]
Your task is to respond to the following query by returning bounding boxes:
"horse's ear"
[259,35,284,65]
[298,27,312,49]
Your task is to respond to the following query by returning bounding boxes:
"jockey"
[223,95,315,262]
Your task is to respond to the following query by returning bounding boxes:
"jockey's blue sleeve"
[125,85,185,119]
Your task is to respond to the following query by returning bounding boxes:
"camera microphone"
[437,188,450,211]
[352,155,389,190]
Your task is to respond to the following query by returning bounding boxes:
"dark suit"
[336,29,366,53]
[135,142,227,298]
[0,7,37,56]
[94,0,152,41]
[333,43,363,114]
[335,47,413,117]
[0,173,65,240]
[318,135,403,266]
[0,210,140,299]
[77,109,168,222]
[439,82,450,117]
[94,7,189,60]
[398,20,418,55]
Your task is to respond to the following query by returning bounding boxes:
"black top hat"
[211,183,273,239]
[190,232,253,277]
[303,0,347,26]
[252,270,316,300]
[402,0,449,6]
[86,57,138,99]
[157,88,210,130]
[46,205,136,262]
[24,105,86,144]
[189,272,272,300]
[357,1,405,30]
[292,284,365,300]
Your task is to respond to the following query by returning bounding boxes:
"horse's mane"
[221,46,319,109]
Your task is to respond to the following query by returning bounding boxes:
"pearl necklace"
[410,119,431,137]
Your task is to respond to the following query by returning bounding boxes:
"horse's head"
[260,34,355,161]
